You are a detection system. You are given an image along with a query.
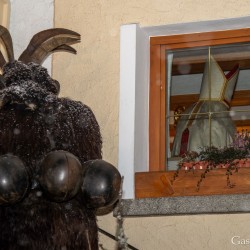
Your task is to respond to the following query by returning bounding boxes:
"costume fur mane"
[0,26,119,250]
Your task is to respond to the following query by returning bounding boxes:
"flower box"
[135,159,250,198]
[181,158,250,170]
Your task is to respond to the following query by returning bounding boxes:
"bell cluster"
[0,151,121,209]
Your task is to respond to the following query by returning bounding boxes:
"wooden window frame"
[149,28,250,172]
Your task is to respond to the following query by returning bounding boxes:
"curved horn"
[52,44,77,54]
[0,51,6,69]
[20,37,79,64]
[0,25,14,62]
[19,28,80,64]
[31,44,77,65]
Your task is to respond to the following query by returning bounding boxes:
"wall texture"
[9,0,54,72]
[0,0,10,28]
[54,1,250,249]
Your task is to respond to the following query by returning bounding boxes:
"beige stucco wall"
[54,1,250,249]
[0,0,10,28]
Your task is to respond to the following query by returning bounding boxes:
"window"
[119,16,250,199]
[149,29,250,172]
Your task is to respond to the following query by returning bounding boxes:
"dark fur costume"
[0,60,102,249]
[0,198,98,250]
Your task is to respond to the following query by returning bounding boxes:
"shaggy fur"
[0,61,102,249]
[0,196,98,250]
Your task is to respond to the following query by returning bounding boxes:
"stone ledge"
[114,194,250,217]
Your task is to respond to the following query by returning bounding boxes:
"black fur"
[0,61,102,249]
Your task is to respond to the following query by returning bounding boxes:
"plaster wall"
[0,0,10,28]
[54,1,250,249]
[9,0,54,72]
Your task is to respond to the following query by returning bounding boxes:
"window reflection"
[167,44,250,169]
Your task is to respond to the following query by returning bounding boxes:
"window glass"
[166,43,250,170]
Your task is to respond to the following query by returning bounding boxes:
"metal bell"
[0,154,29,205]
[39,150,83,202]
[81,159,121,208]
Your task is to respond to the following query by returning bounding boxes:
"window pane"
[166,43,250,170]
